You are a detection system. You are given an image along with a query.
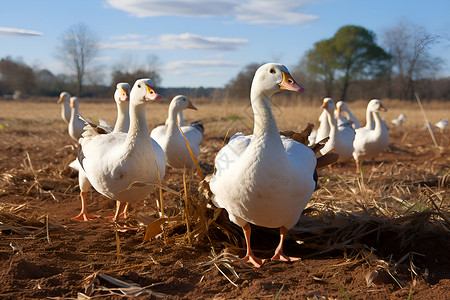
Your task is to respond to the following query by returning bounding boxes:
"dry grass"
[0,96,449,297]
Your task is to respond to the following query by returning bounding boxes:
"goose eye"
[269,68,275,74]
[138,84,141,88]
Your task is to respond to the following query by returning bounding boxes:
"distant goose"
[151,95,203,169]
[335,101,361,129]
[68,97,86,142]
[391,114,406,126]
[77,78,165,221]
[435,118,448,130]
[352,99,389,173]
[319,98,355,164]
[58,91,71,124]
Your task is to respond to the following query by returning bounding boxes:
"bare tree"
[382,20,442,100]
[57,23,98,96]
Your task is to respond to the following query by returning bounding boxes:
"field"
[0,96,449,299]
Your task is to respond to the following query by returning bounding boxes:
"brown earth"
[0,109,449,299]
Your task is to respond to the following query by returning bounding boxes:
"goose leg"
[355,160,360,173]
[106,201,130,220]
[271,226,301,263]
[241,223,264,268]
[111,201,125,222]
[72,191,98,221]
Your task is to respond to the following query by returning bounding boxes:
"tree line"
[0,21,448,101]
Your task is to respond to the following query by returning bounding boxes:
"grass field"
[0,96,449,299]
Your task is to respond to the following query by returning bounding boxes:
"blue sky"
[1,0,449,88]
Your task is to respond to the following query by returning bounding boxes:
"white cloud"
[100,33,248,51]
[0,27,42,37]
[105,0,319,25]
[159,33,247,50]
[163,60,238,74]
[110,34,148,40]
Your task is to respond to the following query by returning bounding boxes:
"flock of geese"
[56,63,443,268]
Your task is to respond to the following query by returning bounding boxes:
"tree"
[382,20,442,100]
[0,56,36,95]
[110,55,161,89]
[304,25,390,100]
[57,23,98,96]
[305,39,336,96]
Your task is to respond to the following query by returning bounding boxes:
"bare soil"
[0,106,449,299]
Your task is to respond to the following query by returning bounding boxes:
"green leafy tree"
[305,25,390,100]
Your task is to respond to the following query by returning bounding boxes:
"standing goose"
[68,97,86,142]
[72,83,131,221]
[210,63,316,268]
[78,78,165,221]
[391,114,406,126]
[319,98,355,166]
[151,95,203,169]
[352,99,389,173]
[58,92,71,124]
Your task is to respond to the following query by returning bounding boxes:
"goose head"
[336,100,349,117]
[69,96,78,109]
[58,91,70,104]
[320,97,335,113]
[367,99,387,113]
[170,95,197,113]
[130,78,162,106]
[114,82,130,107]
[251,63,305,100]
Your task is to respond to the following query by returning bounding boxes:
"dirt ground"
[0,102,449,299]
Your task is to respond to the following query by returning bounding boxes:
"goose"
[435,118,448,131]
[210,63,317,268]
[151,95,203,169]
[335,101,361,129]
[352,99,389,173]
[309,106,331,145]
[77,78,165,221]
[319,98,355,165]
[72,83,131,221]
[68,97,86,142]
[58,92,71,123]
[391,114,406,126]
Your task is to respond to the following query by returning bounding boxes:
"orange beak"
[119,88,129,102]
[187,100,197,110]
[279,71,305,93]
[379,104,387,112]
[145,85,162,101]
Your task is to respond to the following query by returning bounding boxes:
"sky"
[1,0,449,88]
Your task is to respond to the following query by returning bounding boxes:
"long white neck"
[166,104,182,138]
[346,109,361,128]
[250,89,279,139]
[62,101,70,122]
[177,111,187,126]
[70,104,79,124]
[365,107,374,130]
[125,103,152,149]
[372,111,385,134]
[326,109,338,135]
[113,103,130,133]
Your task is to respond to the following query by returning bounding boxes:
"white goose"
[58,92,71,124]
[435,118,448,131]
[68,97,86,142]
[391,114,406,126]
[335,101,361,129]
[352,99,389,173]
[72,83,131,221]
[151,95,203,169]
[78,78,165,220]
[319,98,355,165]
[210,63,316,268]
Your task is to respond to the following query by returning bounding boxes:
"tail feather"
[189,120,204,133]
